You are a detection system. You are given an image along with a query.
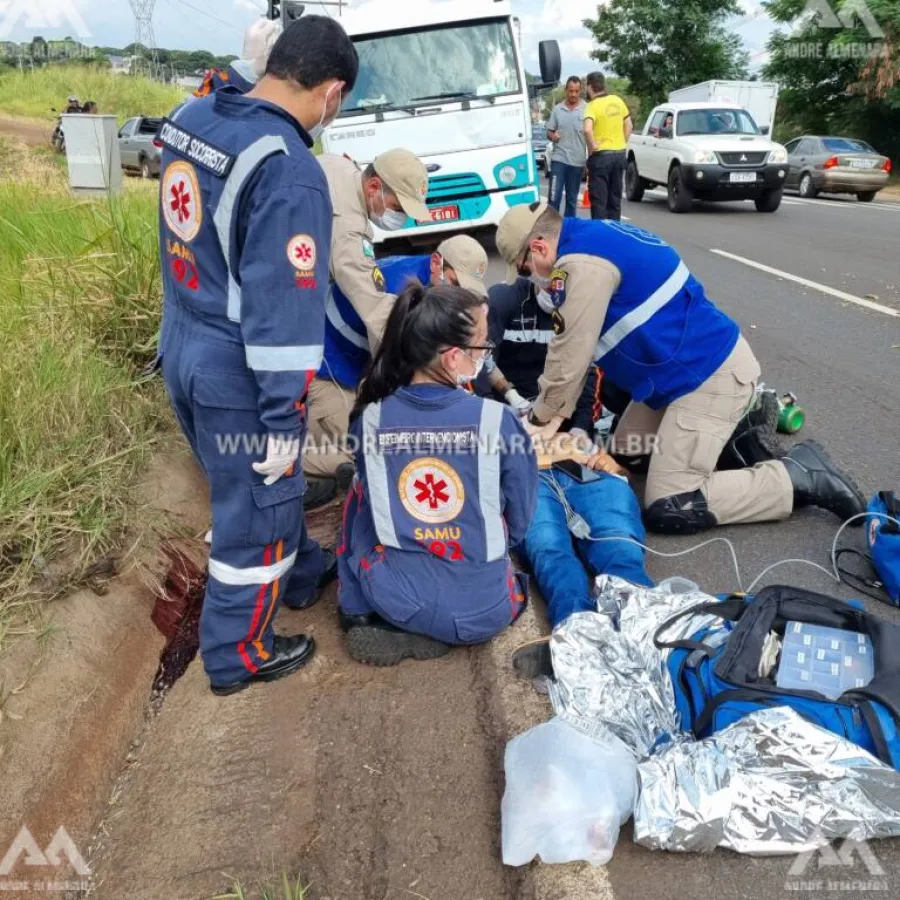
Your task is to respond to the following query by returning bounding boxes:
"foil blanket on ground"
[547,576,900,856]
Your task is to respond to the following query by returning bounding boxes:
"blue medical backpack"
[836,492,900,606]
[656,585,900,768]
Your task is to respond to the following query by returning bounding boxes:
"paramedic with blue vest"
[495,202,867,534]
[157,17,359,696]
[304,234,490,506]
[337,282,539,666]
[301,150,433,507]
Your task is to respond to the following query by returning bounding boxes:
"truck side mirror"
[759,124,770,135]
[539,40,561,86]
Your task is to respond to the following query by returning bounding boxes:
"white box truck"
[667,80,779,136]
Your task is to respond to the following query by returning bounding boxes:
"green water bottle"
[777,392,805,434]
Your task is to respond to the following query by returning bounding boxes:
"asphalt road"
[483,188,900,899]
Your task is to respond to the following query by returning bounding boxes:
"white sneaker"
[204,529,212,545]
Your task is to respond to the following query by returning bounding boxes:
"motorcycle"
[49,103,85,154]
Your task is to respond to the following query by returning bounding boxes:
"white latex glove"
[252,434,300,486]
[243,17,281,78]
[504,388,532,417]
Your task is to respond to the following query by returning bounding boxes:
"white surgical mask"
[536,289,555,315]
[309,81,340,142]
[456,356,485,386]
[371,185,408,231]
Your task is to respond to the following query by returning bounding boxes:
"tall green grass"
[0,138,169,647]
[0,65,186,122]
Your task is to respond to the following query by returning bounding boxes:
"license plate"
[729,172,757,183]
[848,159,871,169]
[430,205,459,222]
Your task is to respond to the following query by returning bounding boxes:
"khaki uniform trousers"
[302,376,356,480]
[612,336,794,526]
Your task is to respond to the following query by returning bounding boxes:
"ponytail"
[353,280,483,419]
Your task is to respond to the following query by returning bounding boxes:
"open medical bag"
[655,585,900,768]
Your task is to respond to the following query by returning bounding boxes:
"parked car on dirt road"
[118,116,164,179]
[783,135,892,202]
[625,101,789,213]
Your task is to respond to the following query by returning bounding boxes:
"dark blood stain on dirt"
[151,542,206,694]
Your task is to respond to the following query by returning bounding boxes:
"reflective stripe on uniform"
[212,135,289,324]
[362,402,401,549]
[245,343,324,373]
[208,550,298,586]
[326,286,369,350]
[595,261,689,360]
[502,329,556,345]
[478,399,506,562]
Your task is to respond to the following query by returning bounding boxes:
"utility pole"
[129,0,159,79]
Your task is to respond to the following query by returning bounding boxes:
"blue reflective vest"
[319,254,431,388]
[556,219,739,409]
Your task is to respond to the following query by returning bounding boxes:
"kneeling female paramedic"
[337,282,539,666]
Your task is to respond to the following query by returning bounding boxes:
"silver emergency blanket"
[546,576,900,855]
[547,576,726,755]
[635,706,900,854]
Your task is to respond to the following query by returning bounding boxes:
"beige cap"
[437,235,489,298]
[496,201,548,284]
[373,148,431,222]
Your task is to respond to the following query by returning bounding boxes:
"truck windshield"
[677,108,760,136]
[341,19,520,116]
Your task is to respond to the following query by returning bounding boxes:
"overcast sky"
[1,0,778,72]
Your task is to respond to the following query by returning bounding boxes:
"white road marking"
[785,195,900,212]
[710,248,900,318]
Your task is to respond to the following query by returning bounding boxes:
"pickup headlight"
[769,146,788,164]
[693,149,718,164]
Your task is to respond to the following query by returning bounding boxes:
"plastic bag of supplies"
[501,717,638,867]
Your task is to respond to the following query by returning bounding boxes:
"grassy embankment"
[0,65,186,122]
[0,136,170,652]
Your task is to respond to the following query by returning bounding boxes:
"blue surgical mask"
[309,81,340,142]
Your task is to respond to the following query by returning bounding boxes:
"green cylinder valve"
[777,393,805,434]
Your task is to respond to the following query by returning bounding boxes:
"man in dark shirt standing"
[546,76,587,218]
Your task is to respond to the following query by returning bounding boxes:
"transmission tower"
[129,0,159,79]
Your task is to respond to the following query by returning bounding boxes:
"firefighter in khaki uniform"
[494,202,867,534]
[302,149,432,506]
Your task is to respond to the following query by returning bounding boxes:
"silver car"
[784,135,891,202]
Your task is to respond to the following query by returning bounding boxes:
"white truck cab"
[322,0,560,244]
[625,101,789,213]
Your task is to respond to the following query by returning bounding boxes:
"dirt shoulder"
[0,117,52,147]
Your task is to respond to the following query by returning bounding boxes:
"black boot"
[339,611,450,667]
[304,476,337,511]
[644,490,717,535]
[511,637,553,680]
[718,390,785,470]
[784,441,866,524]
[210,634,316,696]
[282,549,338,611]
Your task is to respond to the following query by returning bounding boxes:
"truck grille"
[427,173,487,202]
[718,151,768,167]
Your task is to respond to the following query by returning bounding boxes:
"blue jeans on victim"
[522,470,654,629]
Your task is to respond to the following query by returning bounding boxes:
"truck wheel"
[798,173,818,199]
[858,191,877,203]
[755,188,783,213]
[140,157,151,179]
[667,165,693,213]
[625,158,645,202]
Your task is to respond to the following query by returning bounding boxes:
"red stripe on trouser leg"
[237,544,272,673]
[336,486,356,556]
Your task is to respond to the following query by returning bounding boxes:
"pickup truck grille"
[718,151,768,167]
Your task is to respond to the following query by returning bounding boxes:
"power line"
[171,0,245,32]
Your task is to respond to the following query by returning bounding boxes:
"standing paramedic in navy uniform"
[157,17,359,696]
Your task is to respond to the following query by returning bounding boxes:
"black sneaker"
[339,611,450,667]
[718,390,784,471]
[282,549,338,611]
[210,633,316,696]
[511,637,553,680]
[784,440,867,524]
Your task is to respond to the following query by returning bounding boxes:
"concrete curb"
[486,593,617,900]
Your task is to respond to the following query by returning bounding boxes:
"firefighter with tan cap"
[304,148,491,507]
[493,201,866,535]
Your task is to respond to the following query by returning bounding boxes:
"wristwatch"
[528,410,546,427]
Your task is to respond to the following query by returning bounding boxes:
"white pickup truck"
[625,102,789,213]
